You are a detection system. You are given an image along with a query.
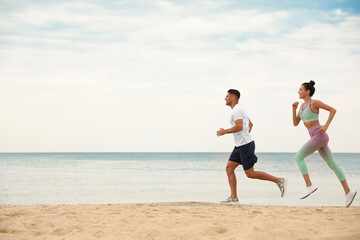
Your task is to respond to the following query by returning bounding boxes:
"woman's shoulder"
[310,99,324,111]
[311,99,324,105]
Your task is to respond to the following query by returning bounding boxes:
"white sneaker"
[277,178,288,197]
[345,190,357,207]
[299,185,318,199]
[220,196,239,204]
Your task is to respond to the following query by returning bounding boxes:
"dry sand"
[1,202,359,240]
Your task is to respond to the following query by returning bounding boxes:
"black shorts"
[229,141,258,170]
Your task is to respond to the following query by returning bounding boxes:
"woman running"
[292,80,356,207]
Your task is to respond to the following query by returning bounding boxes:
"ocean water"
[0,152,359,206]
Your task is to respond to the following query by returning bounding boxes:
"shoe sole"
[281,178,288,197]
[300,187,318,199]
[346,191,357,207]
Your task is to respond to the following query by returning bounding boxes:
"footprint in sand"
[4,211,24,217]
[51,228,72,236]
[251,210,262,214]
[23,222,38,230]
[145,229,160,239]
[93,230,105,238]
[170,209,181,214]
[253,226,266,232]
[207,226,228,234]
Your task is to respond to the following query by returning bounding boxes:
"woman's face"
[298,85,309,99]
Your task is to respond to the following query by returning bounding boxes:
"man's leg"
[244,167,280,184]
[226,161,240,198]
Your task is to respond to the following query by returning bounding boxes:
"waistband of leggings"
[307,124,321,133]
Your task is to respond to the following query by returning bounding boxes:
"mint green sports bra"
[299,100,319,122]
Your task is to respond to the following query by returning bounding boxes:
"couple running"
[217,81,357,207]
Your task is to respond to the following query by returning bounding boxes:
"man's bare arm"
[217,119,243,136]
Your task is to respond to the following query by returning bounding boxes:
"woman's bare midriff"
[304,120,320,129]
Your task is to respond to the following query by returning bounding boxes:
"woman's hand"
[314,100,336,132]
[292,102,300,126]
[293,101,299,109]
[319,125,328,133]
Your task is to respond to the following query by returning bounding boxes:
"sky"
[0,0,359,152]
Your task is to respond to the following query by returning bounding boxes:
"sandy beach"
[1,202,359,240]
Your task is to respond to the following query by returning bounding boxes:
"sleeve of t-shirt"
[233,108,245,121]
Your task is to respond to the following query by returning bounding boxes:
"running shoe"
[220,196,239,204]
[345,190,357,207]
[277,178,288,197]
[299,185,318,199]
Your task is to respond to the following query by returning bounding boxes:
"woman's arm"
[313,100,336,133]
[249,118,253,133]
[292,102,301,126]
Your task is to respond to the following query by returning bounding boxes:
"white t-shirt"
[230,104,253,147]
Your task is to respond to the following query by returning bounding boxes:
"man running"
[217,89,287,203]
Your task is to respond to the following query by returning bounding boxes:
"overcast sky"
[1,0,359,152]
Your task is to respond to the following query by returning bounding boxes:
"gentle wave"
[0,152,359,206]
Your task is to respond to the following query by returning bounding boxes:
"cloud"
[0,1,359,152]
[1,2,289,49]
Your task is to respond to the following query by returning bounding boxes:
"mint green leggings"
[294,125,346,182]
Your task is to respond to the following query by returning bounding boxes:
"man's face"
[225,93,234,106]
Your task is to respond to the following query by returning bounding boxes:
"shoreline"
[1,202,359,240]
[2,201,360,207]
[2,199,359,207]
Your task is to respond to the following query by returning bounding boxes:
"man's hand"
[217,128,226,137]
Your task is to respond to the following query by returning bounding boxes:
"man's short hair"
[228,89,240,99]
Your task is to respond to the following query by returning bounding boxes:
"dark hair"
[302,80,315,96]
[228,89,240,99]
